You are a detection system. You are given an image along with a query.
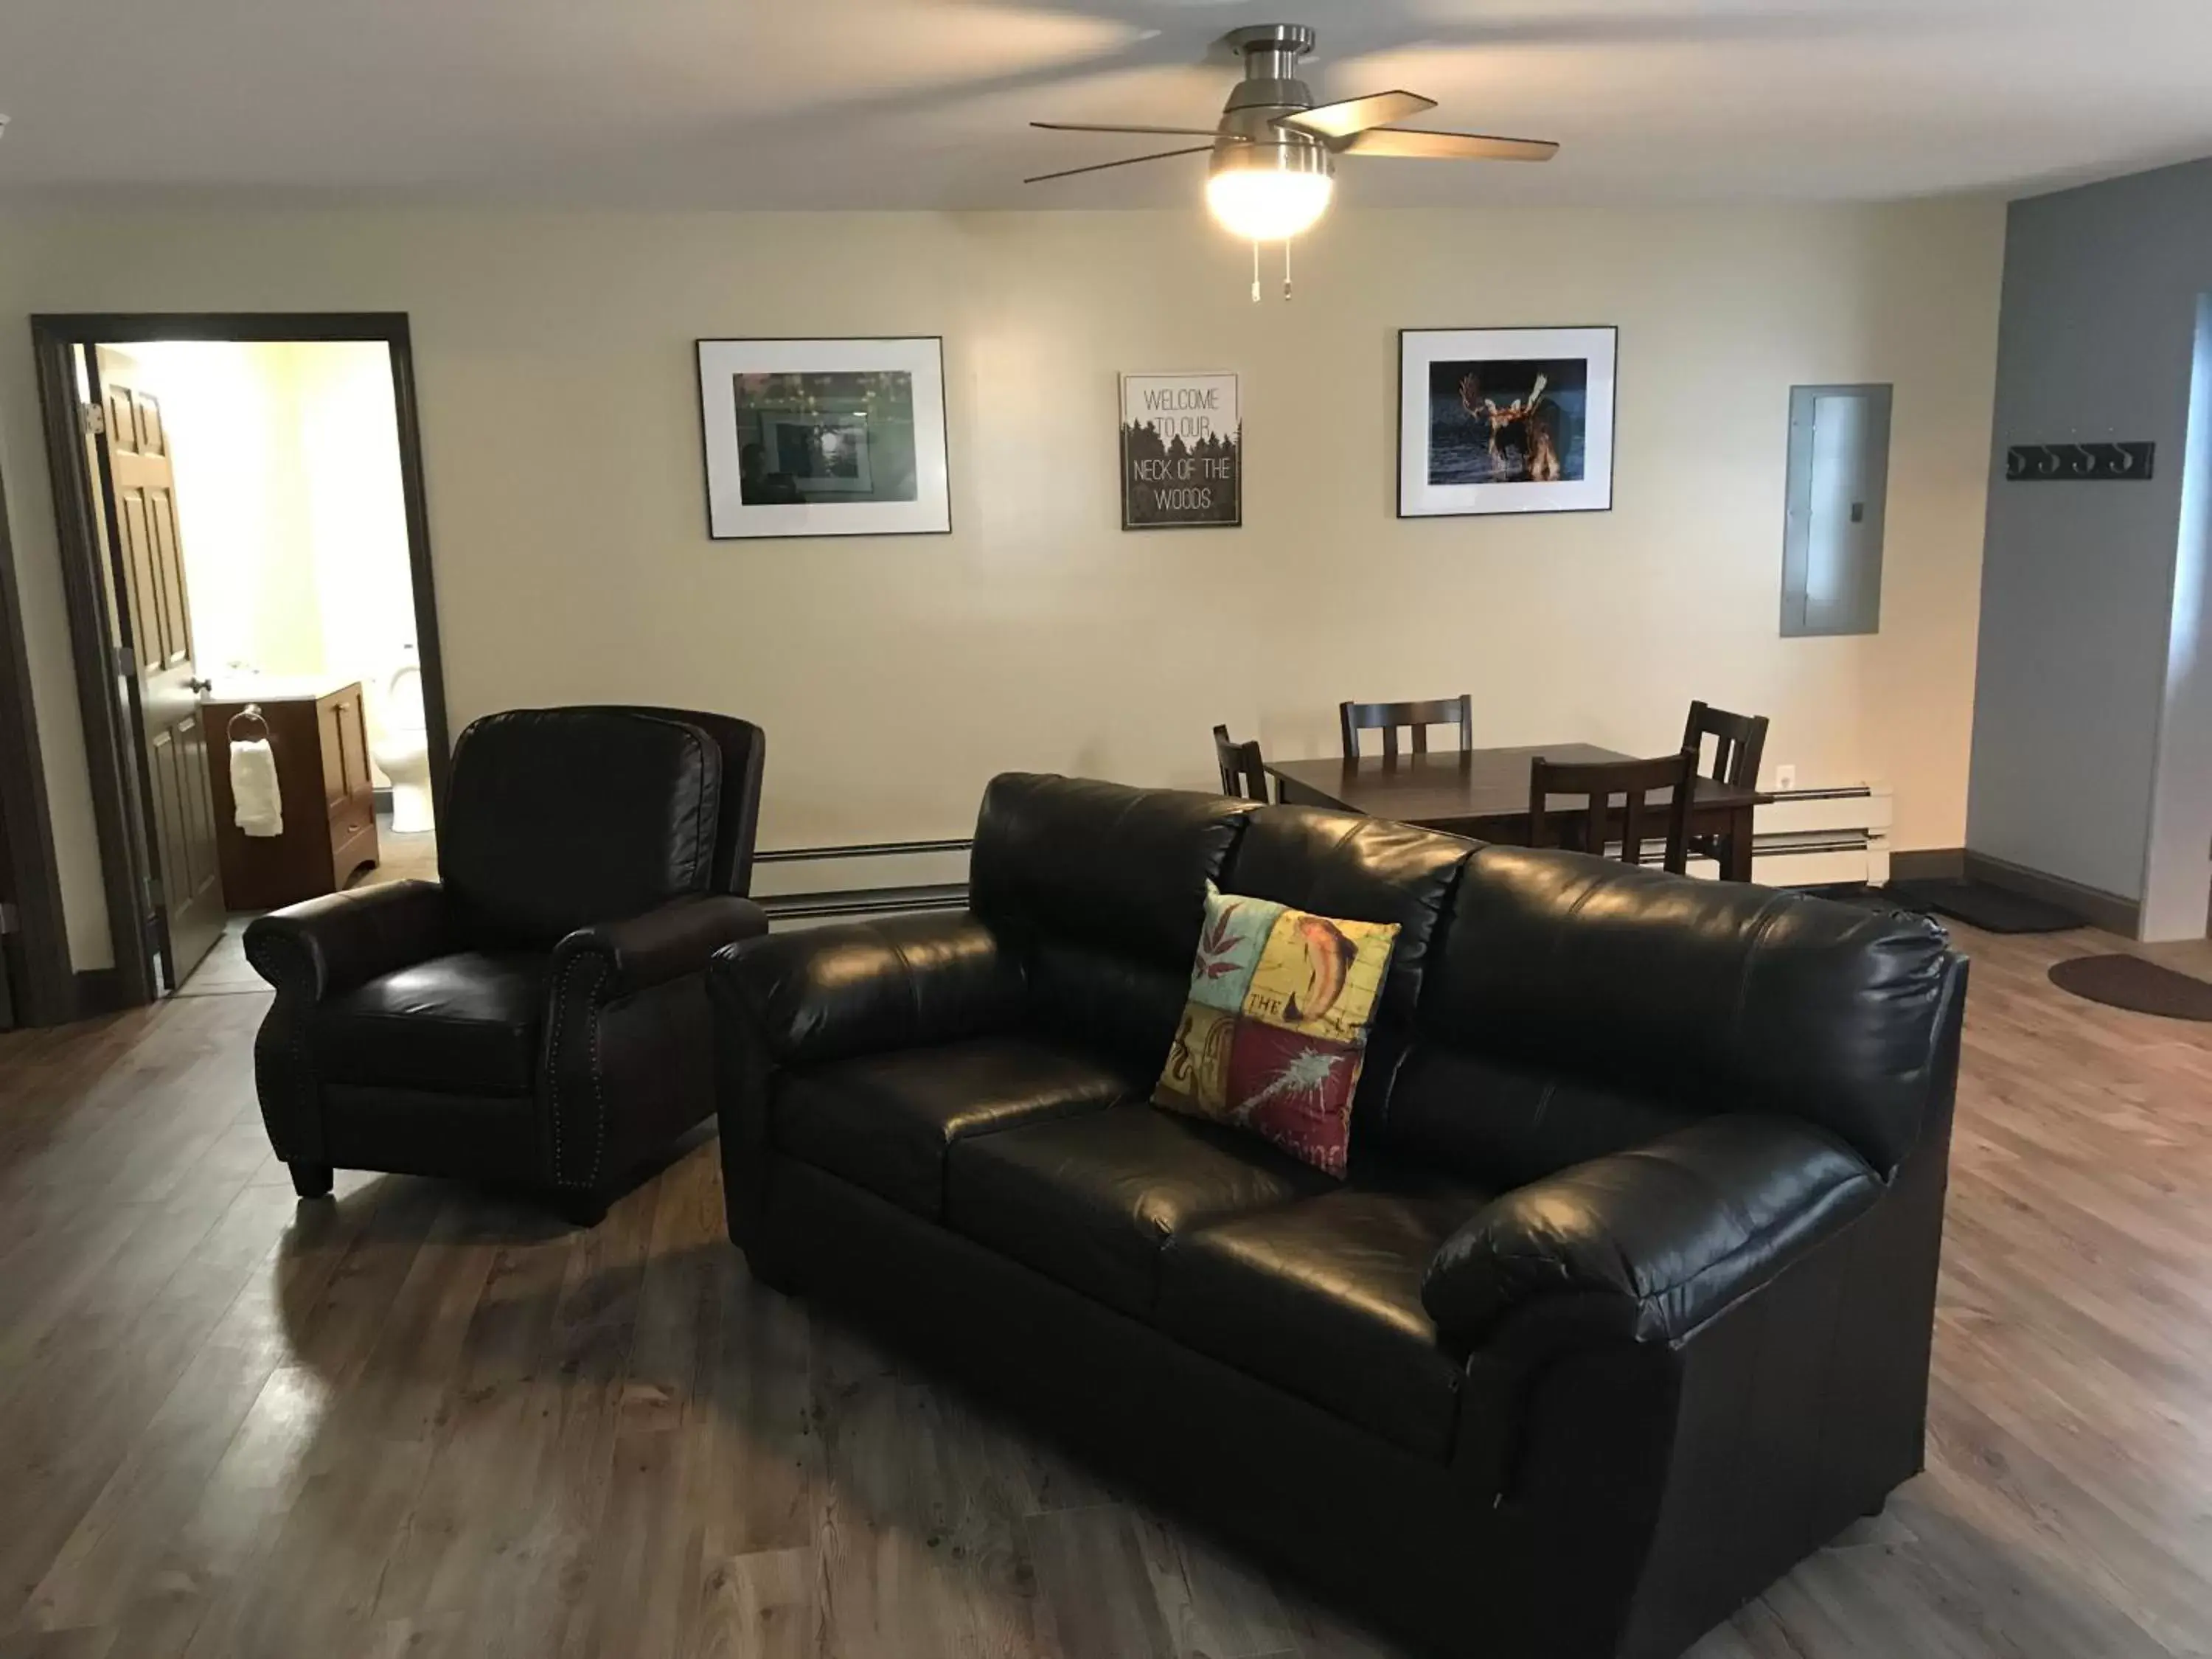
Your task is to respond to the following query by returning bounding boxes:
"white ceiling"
[1,0,2210,208]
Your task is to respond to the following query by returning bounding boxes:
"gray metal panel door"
[1783,384,1893,636]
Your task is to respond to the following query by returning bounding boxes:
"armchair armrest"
[243,879,453,1002]
[552,896,768,998]
[709,911,1025,1068]
[1421,1116,1879,1350]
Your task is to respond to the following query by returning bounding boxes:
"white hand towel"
[230,738,284,837]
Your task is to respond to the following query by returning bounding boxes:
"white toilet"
[370,660,435,834]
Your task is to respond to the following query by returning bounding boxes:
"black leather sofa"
[246,706,767,1222]
[711,774,1966,1659]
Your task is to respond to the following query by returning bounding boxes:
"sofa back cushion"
[442,708,723,948]
[1391,845,1957,1178]
[971,774,1255,1072]
[1220,807,1470,1028]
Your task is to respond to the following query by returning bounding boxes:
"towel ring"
[226,703,271,744]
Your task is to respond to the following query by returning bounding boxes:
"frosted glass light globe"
[1206,167,1333,242]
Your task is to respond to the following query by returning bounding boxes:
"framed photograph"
[697,336,950,539]
[1398,327,1616,518]
[1120,372,1242,530]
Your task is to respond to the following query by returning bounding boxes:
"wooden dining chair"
[1213,725,1270,803]
[1683,700,1769,871]
[1528,749,1698,875]
[1339,695,1474,761]
[1683,701,1769,793]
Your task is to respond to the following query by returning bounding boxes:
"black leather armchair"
[246,705,768,1223]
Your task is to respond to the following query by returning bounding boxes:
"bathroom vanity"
[201,678,380,911]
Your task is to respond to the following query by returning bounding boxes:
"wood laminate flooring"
[0,920,2208,1658]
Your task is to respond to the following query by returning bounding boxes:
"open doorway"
[31,315,450,1006]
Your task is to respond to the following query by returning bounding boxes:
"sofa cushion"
[946,1104,1335,1318]
[773,1036,1138,1220]
[1420,845,1958,1174]
[1222,807,1470,1026]
[1153,884,1399,1177]
[313,951,546,1096]
[971,775,1255,1075]
[1156,1166,1495,1460]
[1026,936,1195,1080]
[1378,1042,1703,1190]
[971,774,1256,967]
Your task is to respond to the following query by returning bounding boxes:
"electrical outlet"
[1774,764,1798,792]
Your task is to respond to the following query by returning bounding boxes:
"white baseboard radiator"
[751,841,974,928]
[1680,783,1892,888]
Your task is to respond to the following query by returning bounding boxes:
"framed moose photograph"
[1398,326,1617,518]
[697,336,951,539]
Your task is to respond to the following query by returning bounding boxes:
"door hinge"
[0,902,18,936]
[116,644,137,679]
[145,874,164,909]
[79,401,105,438]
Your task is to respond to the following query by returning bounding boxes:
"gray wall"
[1969,158,2212,936]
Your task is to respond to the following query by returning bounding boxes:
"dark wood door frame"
[26,312,453,1015]
[0,446,76,1025]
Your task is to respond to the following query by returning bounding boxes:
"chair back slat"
[1212,724,1270,803]
[1683,700,1770,790]
[1528,749,1697,875]
[1339,695,1474,761]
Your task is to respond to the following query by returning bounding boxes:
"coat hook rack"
[2005,442,2155,482]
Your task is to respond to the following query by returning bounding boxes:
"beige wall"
[125,340,325,680]
[125,339,417,718]
[0,203,2004,970]
[291,340,420,763]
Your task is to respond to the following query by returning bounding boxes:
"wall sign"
[1120,373,1241,530]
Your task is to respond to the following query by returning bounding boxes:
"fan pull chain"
[1283,237,1294,302]
[1251,241,1262,304]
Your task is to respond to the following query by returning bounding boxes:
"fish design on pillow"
[1283,914,1357,1024]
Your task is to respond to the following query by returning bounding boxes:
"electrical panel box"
[1783,384,1893,637]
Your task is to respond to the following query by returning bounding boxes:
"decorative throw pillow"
[1153,883,1399,1177]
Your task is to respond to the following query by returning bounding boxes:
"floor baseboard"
[1890,848,1966,882]
[1962,850,2139,938]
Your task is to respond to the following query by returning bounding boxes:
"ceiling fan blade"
[1023,145,1217,186]
[1342,128,1559,163]
[1275,90,1437,142]
[1032,121,1223,139]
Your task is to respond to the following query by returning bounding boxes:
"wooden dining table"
[1265,743,1764,881]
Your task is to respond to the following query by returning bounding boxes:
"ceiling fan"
[1025,23,1557,245]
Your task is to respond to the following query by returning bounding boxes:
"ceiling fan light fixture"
[1205,145,1333,241]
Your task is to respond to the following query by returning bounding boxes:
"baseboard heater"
[752,839,974,926]
[751,785,1896,927]
[1675,783,1893,888]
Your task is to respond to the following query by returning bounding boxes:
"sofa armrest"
[1421,1116,1880,1351]
[243,879,454,1002]
[709,911,1025,1068]
[552,896,769,999]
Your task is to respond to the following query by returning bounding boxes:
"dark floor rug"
[1883,877,2084,933]
[2049,953,2212,1020]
